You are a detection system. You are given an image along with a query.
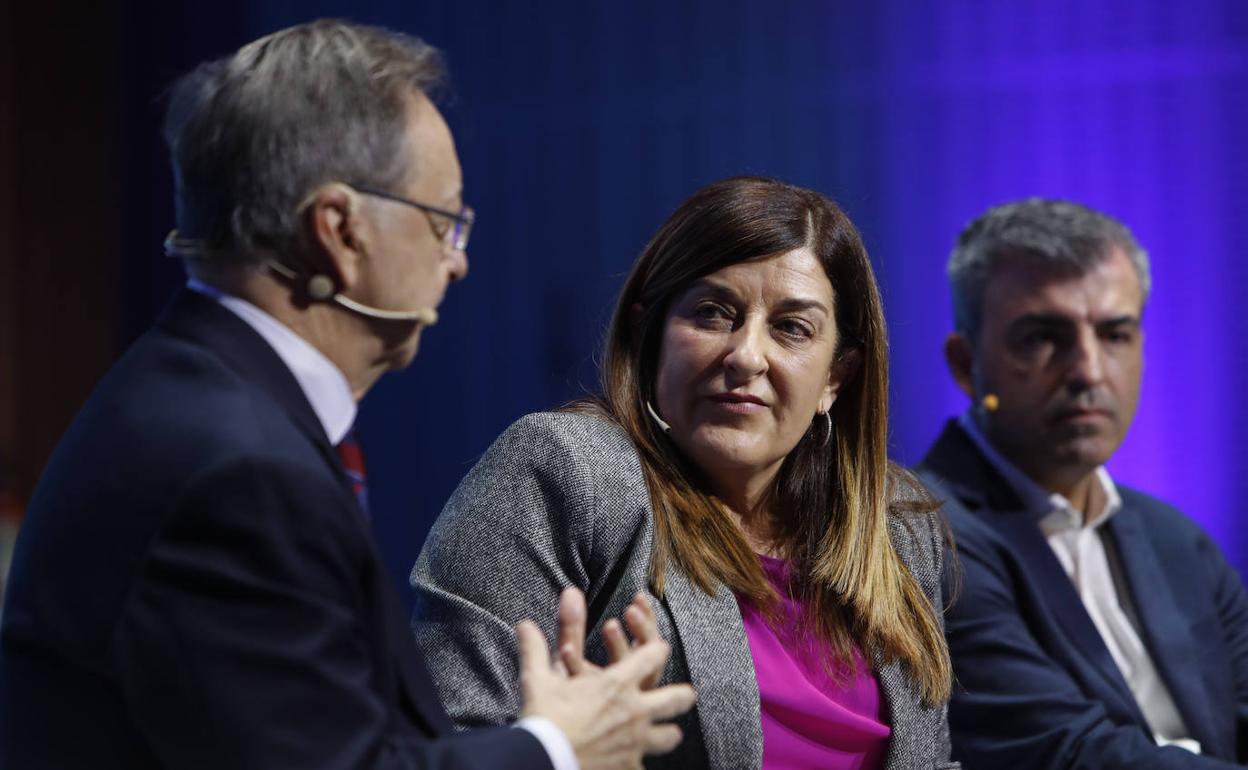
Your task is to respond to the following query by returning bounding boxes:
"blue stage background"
[117,1,1248,611]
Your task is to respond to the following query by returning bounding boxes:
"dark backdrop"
[6,1,1246,613]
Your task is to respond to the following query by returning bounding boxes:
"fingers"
[559,641,591,675]
[553,646,571,676]
[640,683,698,722]
[607,593,654,665]
[638,681,696,757]
[643,724,684,756]
[624,592,658,645]
[516,620,551,694]
[603,618,630,664]
[557,586,587,668]
[562,590,668,680]
[607,633,671,691]
[622,593,664,687]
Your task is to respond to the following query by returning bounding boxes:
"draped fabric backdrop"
[115,1,1248,610]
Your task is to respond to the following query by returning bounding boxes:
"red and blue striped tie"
[335,430,370,519]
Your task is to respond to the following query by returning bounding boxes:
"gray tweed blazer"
[412,411,957,769]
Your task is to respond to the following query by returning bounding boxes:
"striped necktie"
[335,430,370,518]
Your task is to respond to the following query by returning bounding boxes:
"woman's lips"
[707,393,768,414]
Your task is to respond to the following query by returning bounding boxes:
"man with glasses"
[351,184,474,252]
[0,19,694,770]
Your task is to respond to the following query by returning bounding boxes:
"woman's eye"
[693,302,732,323]
[776,319,814,339]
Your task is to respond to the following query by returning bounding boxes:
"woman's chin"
[684,435,785,486]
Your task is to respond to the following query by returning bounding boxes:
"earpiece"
[306,274,335,301]
[645,401,672,434]
[265,260,435,324]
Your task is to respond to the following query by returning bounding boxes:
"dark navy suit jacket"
[917,419,1248,770]
[0,291,550,769]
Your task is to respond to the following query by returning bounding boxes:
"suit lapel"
[160,291,371,516]
[922,421,1146,725]
[991,513,1144,717]
[661,563,763,769]
[160,290,451,735]
[1107,506,1220,753]
[158,290,343,470]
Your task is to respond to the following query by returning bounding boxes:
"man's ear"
[944,332,976,399]
[301,183,366,293]
[820,348,861,412]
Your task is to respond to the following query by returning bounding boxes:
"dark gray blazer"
[412,411,957,769]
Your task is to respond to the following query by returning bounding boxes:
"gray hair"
[947,198,1151,341]
[163,19,446,262]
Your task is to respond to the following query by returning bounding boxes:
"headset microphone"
[164,230,440,327]
[328,290,439,326]
[306,274,336,302]
[270,262,439,326]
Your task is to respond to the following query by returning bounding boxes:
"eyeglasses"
[351,184,475,252]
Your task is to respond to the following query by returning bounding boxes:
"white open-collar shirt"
[959,412,1198,753]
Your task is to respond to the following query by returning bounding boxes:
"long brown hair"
[573,176,950,704]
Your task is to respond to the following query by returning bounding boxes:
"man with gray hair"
[916,198,1248,769]
[0,19,693,770]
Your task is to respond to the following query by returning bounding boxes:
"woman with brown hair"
[412,176,956,769]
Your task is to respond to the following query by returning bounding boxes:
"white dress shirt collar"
[957,410,1122,530]
[956,411,1196,750]
[187,280,357,445]
[187,286,576,766]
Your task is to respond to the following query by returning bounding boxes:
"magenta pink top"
[736,555,890,770]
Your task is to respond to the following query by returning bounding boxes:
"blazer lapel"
[661,564,763,769]
[923,421,1146,725]
[162,291,450,735]
[877,518,915,770]
[1107,506,1221,753]
[874,652,914,770]
[160,291,370,518]
[992,513,1146,719]
[158,291,343,470]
